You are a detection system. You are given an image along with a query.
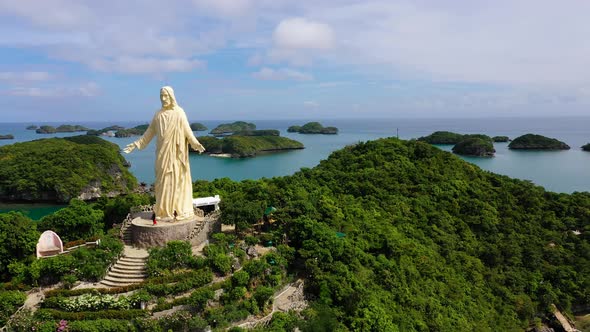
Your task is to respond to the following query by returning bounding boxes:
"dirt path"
[235,279,307,329]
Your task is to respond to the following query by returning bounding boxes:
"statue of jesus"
[124,86,205,221]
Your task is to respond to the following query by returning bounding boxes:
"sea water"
[0,117,589,194]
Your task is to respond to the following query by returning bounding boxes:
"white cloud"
[5,82,100,97]
[0,71,52,81]
[192,0,252,17]
[90,57,205,74]
[273,17,334,50]
[252,67,313,81]
[303,101,319,107]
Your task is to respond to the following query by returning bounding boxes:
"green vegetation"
[38,199,104,243]
[0,135,137,202]
[193,137,590,330]
[0,290,26,326]
[210,121,256,135]
[3,136,590,330]
[452,137,495,156]
[114,124,149,138]
[288,121,339,134]
[0,212,39,279]
[36,125,89,134]
[233,129,280,136]
[582,143,590,151]
[196,135,304,158]
[0,134,14,139]
[26,125,37,130]
[509,134,570,150]
[417,131,467,144]
[492,135,510,142]
[190,122,208,131]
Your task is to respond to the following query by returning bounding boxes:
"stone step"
[120,256,148,262]
[100,279,140,288]
[116,262,145,268]
[107,271,146,279]
[111,265,146,273]
[103,275,145,284]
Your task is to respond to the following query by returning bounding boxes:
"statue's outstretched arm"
[182,113,205,153]
[124,117,156,153]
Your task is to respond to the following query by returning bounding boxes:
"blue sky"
[1,0,589,122]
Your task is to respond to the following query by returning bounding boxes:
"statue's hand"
[123,143,136,154]
[198,146,205,153]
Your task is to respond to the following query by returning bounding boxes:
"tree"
[0,212,39,279]
[38,199,104,242]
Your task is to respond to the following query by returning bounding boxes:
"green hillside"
[0,136,137,203]
[194,137,590,330]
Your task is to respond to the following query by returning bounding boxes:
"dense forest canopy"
[194,137,590,331]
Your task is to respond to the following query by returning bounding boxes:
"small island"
[0,135,136,202]
[417,131,465,144]
[287,122,338,134]
[210,121,256,135]
[36,125,89,134]
[114,124,149,138]
[452,137,495,157]
[87,125,126,136]
[190,122,208,131]
[508,134,570,150]
[26,125,37,130]
[194,130,304,158]
[582,143,590,151]
[0,134,14,140]
[492,136,510,142]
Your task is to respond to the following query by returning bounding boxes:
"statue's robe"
[133,98,204,221]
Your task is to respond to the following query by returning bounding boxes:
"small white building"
[193,195,221,213]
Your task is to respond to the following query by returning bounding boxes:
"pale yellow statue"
[124,86,205,221]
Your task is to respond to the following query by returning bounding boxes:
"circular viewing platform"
[131,214,204,248]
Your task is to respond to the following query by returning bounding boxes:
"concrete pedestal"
[131,215,203,248]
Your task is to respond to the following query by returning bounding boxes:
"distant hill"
[194,135,303,158]
[287,122,338,134]
[35,125,89,134]
[452,137,495,156]
[0,135,137,202]
[583,143,590,151]
[492,135,510,142]
[210,121,256,135]
[190,123,208,131]
[509,134,570,150]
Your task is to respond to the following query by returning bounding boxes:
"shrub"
[188,287,215,312]
[209,253,232,275]
[67,319,137,332]
[231,270,250,288]
[253,286,274,310]
[146,241,194,277]
[36,308,147,320]
[0,290,27,325]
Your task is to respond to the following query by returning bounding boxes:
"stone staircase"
[121,226,133,245]
[101,254,148,288]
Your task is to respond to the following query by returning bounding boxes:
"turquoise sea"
[1,117,589,199]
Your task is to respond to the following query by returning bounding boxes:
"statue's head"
[160,86,177,109]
